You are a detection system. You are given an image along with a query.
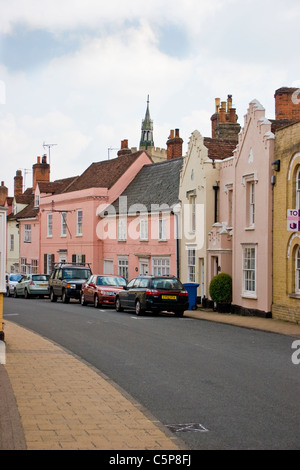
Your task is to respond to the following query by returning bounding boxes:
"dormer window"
[34,194,40,208]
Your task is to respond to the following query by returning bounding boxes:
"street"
[3,296,300,450]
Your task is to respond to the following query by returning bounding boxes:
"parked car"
[80,275,127,308]
[49,263,92,303]
[13,274,50,299]
[6,274,24,296]
[115,275,189,316]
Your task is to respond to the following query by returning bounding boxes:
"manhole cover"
[166,423,208,433]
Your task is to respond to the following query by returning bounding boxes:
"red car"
[80,275,127,308]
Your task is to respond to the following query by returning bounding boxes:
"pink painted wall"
[102,212,178,280]
[39,151,152,274]
[232,100,274,314]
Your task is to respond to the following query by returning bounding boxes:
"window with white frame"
[118,257,128,280]
[118,217,127,241]
[61,212,67,237]
[158,217,166,241]
[296,167,300,210]
[249,182,255,226]
[190,195,196,233]
[242,246,256,295]
[76,209,83,236]
[187,248,196,282]
[296,246,300,294]
[31,259,38,274]
[21,257,26,274]
[47,213,53,237]
[34,193,39,208]
[152,257,170,276]
[140,218,148,241]
[24,224,31,242]
[10,234,14,251]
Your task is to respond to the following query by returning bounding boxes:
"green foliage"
[209,273,232,304]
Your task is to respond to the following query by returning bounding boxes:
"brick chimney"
[166,129,183,160]
[14,170,23,197]
[117,139,132,157]
[211,95,240,142]
[0,181,8,205]
[32,155,50,189]
[274,87,300,121]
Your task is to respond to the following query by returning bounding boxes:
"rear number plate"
[161,295,177,300]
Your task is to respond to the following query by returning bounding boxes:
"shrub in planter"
[209,273,232,312]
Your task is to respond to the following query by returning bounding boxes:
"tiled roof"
[38,176,78,195]
[110,157,183,214]
[60,151,147,194]
[15,187,33,204]
[15,198,37,220]
[203,137,237,161]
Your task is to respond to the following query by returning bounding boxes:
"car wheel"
[6,288,10,297]
[13,289,18,298]
[174,310,184,317]
[50,289,57,302]
[135,299,144,316]
[24,289,30,299]
[80,292,87,306]
[115,297,123,312]
[62,290,69,303]
[94,295,101,308]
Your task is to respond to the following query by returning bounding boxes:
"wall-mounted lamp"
[272,160,280,172]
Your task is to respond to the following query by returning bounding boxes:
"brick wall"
[272,121,300,323]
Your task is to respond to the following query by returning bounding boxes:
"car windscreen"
[9,274,23,281]
[62,269,92,280]
[151,278,184,290]
[96,276,127,287]
[32,275,49,281]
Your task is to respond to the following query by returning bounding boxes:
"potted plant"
[209,273,232,313]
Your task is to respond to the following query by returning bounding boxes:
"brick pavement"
[1,321,184,450]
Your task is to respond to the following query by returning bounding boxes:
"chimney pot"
[37,156,41,164]
[215,98,220,113]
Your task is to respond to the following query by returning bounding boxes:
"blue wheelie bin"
[183,283,199,310]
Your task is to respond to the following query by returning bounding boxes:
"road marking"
[4,313,20,316]
[166,423,208,433]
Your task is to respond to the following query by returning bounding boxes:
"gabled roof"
[203,137,237,162]
[111,157,183,214]
[59,151,147,194]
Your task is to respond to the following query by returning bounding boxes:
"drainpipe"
[213,185,219,223]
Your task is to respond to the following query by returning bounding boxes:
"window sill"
[288,293,300,299]
[244,226,255,231]
[241,293,257,300]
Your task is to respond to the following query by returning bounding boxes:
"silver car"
[6,274,24,296]
[14,274,50,299]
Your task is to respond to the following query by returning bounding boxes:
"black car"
[115,275,189,316]
[49,263,92,303]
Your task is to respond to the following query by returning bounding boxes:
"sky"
[0,0,299,195]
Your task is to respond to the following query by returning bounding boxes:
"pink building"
[208,99,275,316]
[39,149,152,274]
[100,156,183,281]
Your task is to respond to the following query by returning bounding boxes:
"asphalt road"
[3,296,300,450]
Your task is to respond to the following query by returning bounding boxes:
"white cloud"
[0,0,299,195]
[0,0,228,34]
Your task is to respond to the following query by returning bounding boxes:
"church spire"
[139,95,154,149]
